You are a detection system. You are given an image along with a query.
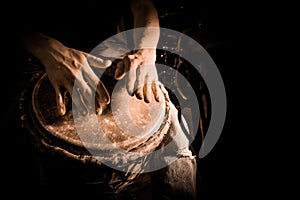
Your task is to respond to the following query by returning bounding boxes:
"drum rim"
[31,72,170,150]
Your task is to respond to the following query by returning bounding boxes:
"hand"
[114,49,161,103]
[36,37,111,116]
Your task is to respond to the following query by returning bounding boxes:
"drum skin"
[19,64,197,199]
[20,65,171,162]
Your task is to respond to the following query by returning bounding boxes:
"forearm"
[130,0,160,50]
[20,32,62,61]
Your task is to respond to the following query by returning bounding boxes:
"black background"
[2,0,278,199]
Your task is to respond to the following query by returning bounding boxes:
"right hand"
[114,48,162,103]
[35,36,111,116]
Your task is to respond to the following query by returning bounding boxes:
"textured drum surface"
[31,71,169,155]
[19,67,172,192]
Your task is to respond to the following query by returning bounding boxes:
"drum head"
[32,72,167,153]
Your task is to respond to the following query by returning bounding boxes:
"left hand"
[34,37,112,115]
[114,48,161,103]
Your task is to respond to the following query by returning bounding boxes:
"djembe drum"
[19,64,172,194]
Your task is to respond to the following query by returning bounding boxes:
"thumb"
[54,86,66,116]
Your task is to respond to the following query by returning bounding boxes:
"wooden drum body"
[19,66,171,190]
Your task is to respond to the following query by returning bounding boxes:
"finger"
[71,86,89,116]
[95,81,110,115]
[152,81,162,102]
[134,66,145,99]
[126,58,139,95]
[159,83,169,101]
[74,72,95,112]
[63,83,84,115]
[82,52,112,68]
[81,64,99,92]
[143,80,152,103]
[53,85,66,116]
[96,81,110,105]
[96,104,103,116]
[78,60,110,115]
[80,61,110,105]
[146,63,160,101]
[114,61,126,80]
[66,73,89,116]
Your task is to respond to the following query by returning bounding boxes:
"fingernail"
[155,95,161,102]
[127,87,134,96]
[58,106,66,116]
[97,107,102,115]
[144,93,151,103]
[136,92,143,100]
[144,98,150,103]
[115,68,120,77]
[104,60,112,67]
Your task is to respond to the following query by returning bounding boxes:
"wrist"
[134,27,160,50]
[135,48,156,62]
